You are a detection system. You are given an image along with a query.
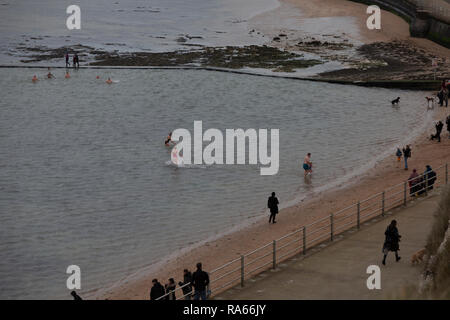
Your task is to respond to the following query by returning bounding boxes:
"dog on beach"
[391,97,400,105]
[411,248,426,265]
[426,96,435,110]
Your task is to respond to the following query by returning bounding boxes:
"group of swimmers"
[31,68,114,84]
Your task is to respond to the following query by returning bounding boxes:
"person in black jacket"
[165,278,176,300]
[191,263,209,300]
[402,145,411,170]
[150,278,165,300]
[382,220,401,265]
[178,269,193,300]
[430,121,444,142]
[70,290,82,300]
[268,192,279,224]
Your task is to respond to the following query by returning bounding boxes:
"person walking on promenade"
[179,269,193,300]
[402,145,411,170]
[191,263,209,300]
[268,192,279,224]
[150,278,165,300]
[164,278,176,300]
[382,220,401,265]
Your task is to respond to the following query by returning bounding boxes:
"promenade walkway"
[215,191,441,299]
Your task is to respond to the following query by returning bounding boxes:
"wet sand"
[98,105,450,300]
[96,0,450,300]
[250,0,450,81]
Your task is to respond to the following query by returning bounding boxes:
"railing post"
[330,214,334,241]
[425,171,428,196]
[302,226,306,255]
[357,201,360,229]
[446,163,448,185]
[272,240,276,269]
[403,182,407,206]
[240,255,244,287]
[381,191,385,216]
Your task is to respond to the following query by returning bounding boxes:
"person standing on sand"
[431,121,444,142]
[396,148,402,164]
[268,192,279,224]
[164,278,176,300]
[303,152,312,176]
[191,263,209,300]
[150,278,165,300]
[382,220,401,265]
[402,145,411,170]
[178,269,193,300]
[65,52,70,68]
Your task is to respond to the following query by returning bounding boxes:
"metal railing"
[155,163,448,300]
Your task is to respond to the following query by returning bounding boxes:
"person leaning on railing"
[178,269,193,300]
[150,278,165,300]
[164,278,176,300]
[191,262,209,300]
[418,165,437,195]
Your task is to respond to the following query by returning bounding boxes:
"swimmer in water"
[47,67,54,79]
[32,75,38,82]
[65,71,70,79]
[165,132,174,146]
[303,152,313,176]
[106,77,113,84]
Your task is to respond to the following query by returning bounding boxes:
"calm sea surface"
[0,68,429,299]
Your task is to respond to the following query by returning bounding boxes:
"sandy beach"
[96,1,450,300]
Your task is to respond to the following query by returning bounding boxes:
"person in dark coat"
[430,121,444,142]
[70,290,82,300]
[382,220,401,265]
[268,192,279,224]
[402,145,411,170]
[419,165,437,194]
[191,262,209,300]
[164,278,176,300]
[150,278,165,300]
[178,269,193,300]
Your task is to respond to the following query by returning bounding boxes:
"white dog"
[425,96,435,110]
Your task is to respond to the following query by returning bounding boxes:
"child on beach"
[396,148,402,163]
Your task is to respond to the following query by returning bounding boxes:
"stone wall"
[350,0,450,47]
